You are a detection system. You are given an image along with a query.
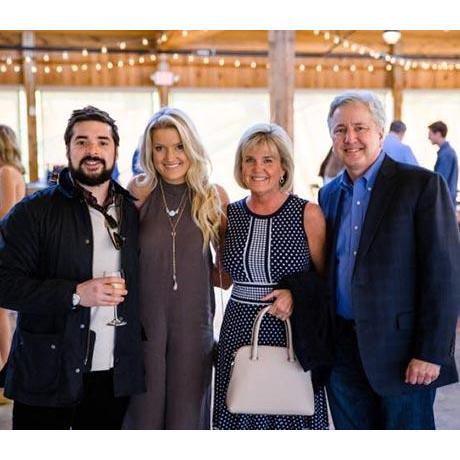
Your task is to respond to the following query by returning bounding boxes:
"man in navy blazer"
[319,90,459,429]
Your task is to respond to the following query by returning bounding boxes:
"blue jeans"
[327,317,436,430]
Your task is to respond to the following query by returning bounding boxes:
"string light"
[6,30,460,78]
[31,65,37,73]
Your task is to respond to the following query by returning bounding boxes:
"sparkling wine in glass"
[104,270,127,327]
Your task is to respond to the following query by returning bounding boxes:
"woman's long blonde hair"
[136,107,223,249]
[0,125,25,174]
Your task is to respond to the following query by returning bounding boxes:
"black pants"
[12,369,129,430]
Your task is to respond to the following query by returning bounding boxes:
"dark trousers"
[327,316,436,430]
[12,369,129,430]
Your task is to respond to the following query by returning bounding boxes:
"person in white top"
[0,107,144,429]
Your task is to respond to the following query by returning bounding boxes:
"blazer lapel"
[356,156,399,259]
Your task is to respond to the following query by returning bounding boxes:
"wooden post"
[268,31,295,139]
[390,43,403,121]
[22,31,38,182]
[158,86,170,107]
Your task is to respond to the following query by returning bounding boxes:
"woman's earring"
[279,176,285,185]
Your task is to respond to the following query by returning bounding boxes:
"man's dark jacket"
[318,155,459,396]
[0,168,145,407]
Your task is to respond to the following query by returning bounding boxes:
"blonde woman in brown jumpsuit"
[123,108,229,429]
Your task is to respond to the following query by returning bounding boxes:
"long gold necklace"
[159,180,189,291]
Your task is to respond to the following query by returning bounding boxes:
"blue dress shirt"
[335,151,386,319]
[434,141,458,207]
[383,133,418,166]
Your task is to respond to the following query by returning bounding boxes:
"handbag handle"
[250,305,296,362]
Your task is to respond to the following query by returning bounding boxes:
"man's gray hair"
[327,90,386,133]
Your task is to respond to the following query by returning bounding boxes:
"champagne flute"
[104,270,127,327]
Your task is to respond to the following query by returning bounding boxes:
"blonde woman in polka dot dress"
[213,123,329,430]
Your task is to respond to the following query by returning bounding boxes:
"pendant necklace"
[159,179,189,291]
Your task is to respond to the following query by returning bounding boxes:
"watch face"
[72,293,80,306]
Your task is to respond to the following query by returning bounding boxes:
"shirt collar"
[73,179,117,210]
[438,141,450,154]
[339,150,385,191]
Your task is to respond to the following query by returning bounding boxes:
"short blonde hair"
[234,123,294,192]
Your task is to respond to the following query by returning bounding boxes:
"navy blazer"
[319,155,459,396]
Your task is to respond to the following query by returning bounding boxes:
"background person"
[382,120,418,165]
[428,120,459,208]
[0,124,26,405]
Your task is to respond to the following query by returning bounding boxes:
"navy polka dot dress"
[213,195,329,430]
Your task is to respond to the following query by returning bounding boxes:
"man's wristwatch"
[72,292,81,307]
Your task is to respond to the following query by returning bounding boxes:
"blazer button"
[50,344,56,350]
[85,239,90,245]
[75,368,81,374]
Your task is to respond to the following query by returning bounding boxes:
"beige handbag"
[226,305,315,416]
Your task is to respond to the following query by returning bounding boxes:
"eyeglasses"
[102,210,124,250]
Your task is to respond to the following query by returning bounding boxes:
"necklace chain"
[159,180,189,291]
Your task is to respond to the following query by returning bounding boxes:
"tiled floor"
[1,324,459,430]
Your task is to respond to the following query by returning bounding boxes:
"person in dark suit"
[319,90,459,429]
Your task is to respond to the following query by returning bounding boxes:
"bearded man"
[0,106,144,429]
